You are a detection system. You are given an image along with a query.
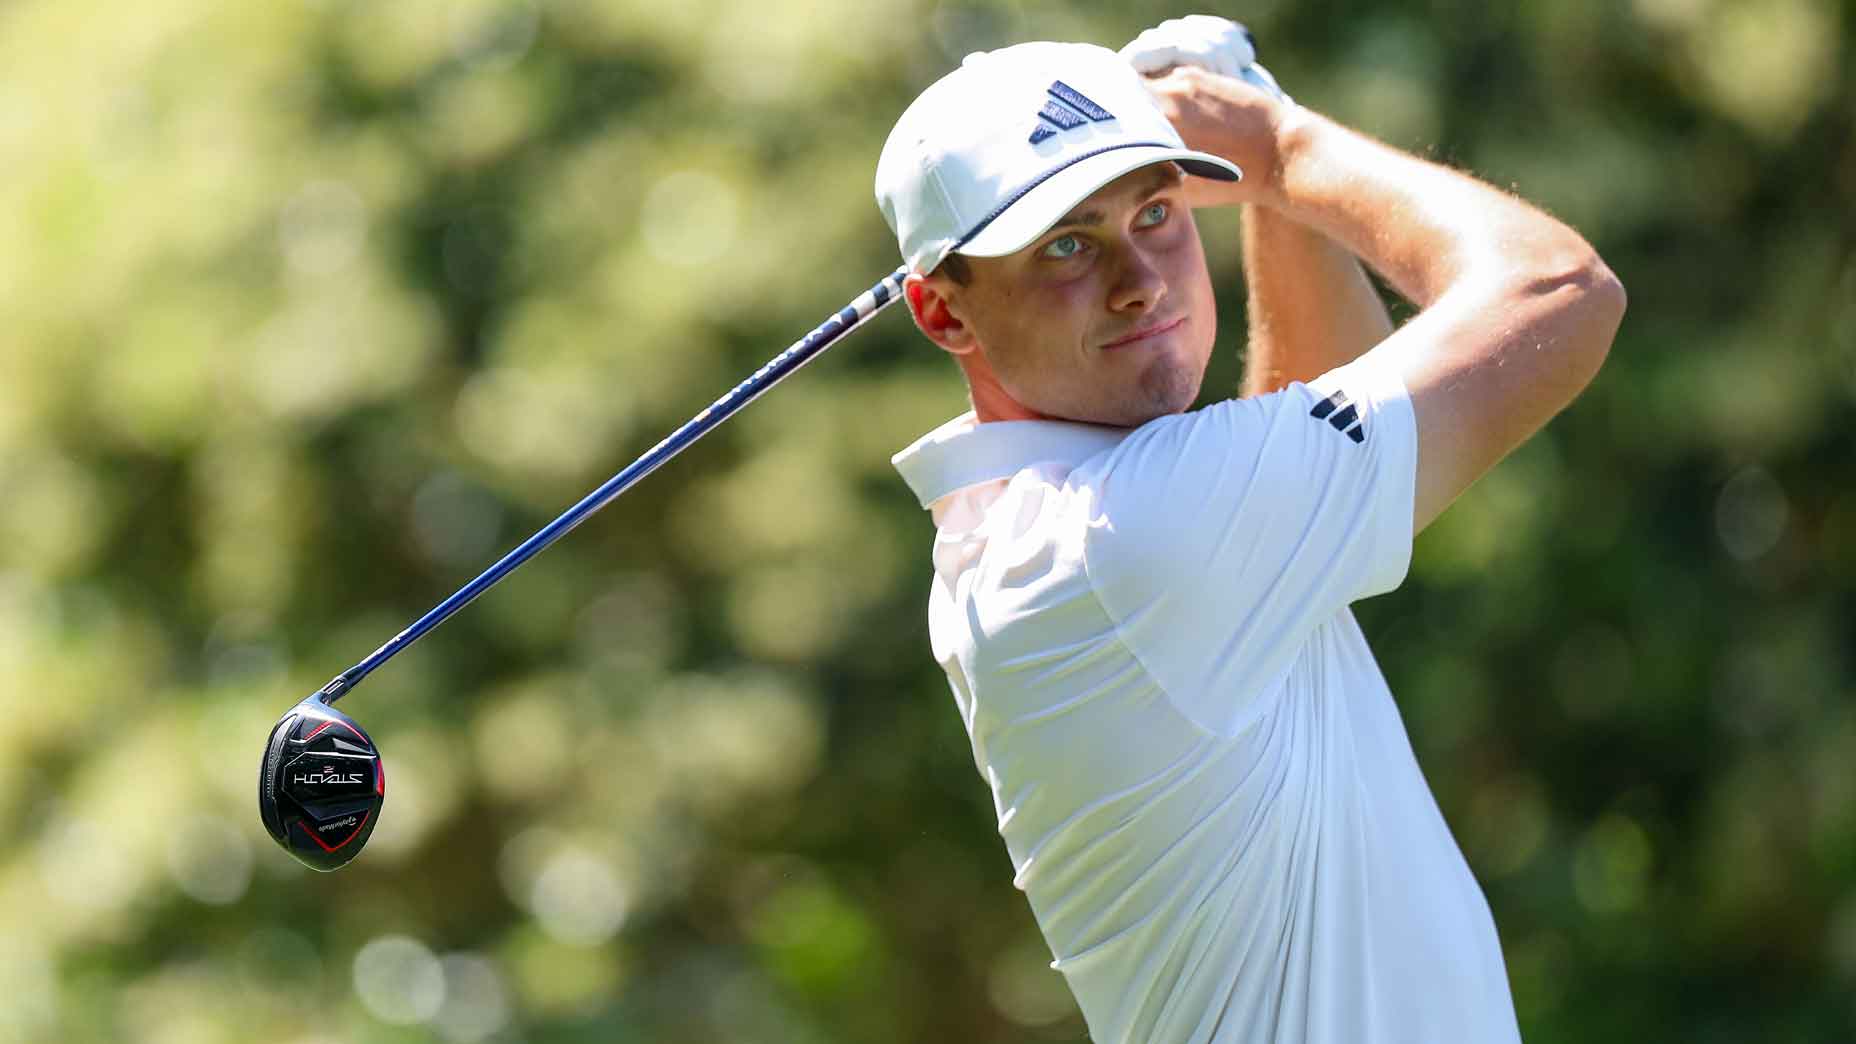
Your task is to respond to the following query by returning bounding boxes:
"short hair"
[934,253,972,286]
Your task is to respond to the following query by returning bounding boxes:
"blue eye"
[1137,202,1168,227]
[1041,234,1083,260]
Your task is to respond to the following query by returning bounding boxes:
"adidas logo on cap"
[1028,81,1117,144]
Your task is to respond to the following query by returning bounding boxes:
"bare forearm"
[1265,109,1602,307]
[1239,203,1392,397]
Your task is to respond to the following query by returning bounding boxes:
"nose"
[1107,243,1167,315]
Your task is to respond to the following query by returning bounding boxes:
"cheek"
[985,281,1093,354]
[1169,240,1216,343]
[1191,272,1218,344]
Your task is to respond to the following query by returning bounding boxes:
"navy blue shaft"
[318,266,910,705]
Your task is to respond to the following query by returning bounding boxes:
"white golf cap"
[875,41,1241,274]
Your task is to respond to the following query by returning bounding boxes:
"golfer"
[878,17,1624,1044]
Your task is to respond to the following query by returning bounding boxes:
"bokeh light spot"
[640,171,737,267]
[454,365,626,479]
[165,815,253,906]
[0,938,58,1037]
[352,935,445,1025]
[278,180,366,279]
[506,929,624,1015]
[236,928,323,996]
[1465,775,1552,878]
[37,814,138,914]
[450,0,538,69]
[1573,814,1653,914]
[472,687,572,800]
[1715,465,1788,561]
[530,847,631,945]
[435,952,511,1043]
[742,866,877,998]
[411,471,505,568]
[1688,0,1840,140]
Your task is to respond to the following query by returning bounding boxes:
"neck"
[959,355,1048,424]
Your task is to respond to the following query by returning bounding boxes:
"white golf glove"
[1119,15,1294,104]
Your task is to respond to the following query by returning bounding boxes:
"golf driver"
[259,266,910,871]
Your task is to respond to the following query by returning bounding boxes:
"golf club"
[259,266,910,871]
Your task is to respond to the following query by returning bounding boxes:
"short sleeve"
[1077,353,1418,735]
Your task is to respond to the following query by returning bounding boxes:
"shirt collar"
[891,411,1133,509]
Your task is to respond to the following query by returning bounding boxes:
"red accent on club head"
[297,811,371,853]
[375,760,385,795]
[302,716,369,746]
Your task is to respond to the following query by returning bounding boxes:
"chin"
[1090,396,1193,430]
[1019,362,1204,428]
[1134,361,1204,421]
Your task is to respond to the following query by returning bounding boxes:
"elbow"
[1526,247,1626,395]
[1527,244,1626,319]
[1572,252,1627,338]
[1594,259,1628,333]
[1570,254,1626,388]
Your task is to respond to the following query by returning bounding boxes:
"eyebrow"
[1048,164,1185,231]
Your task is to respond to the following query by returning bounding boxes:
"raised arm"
[1237,205,1393,397]
[1148,66,1626,533]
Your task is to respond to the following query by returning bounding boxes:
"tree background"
[1,0,1852,1040]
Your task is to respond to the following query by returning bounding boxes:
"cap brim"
[954,145,1240,261]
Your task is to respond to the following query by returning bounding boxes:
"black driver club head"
[258,693,384,871]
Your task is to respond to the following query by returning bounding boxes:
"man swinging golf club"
[880,15,1624,1043]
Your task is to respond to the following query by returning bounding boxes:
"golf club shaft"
[317,266,911,704]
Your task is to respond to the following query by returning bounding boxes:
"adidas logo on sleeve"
[1311,389,1367,444]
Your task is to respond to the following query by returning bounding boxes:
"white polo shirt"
[893,355,1520,1044]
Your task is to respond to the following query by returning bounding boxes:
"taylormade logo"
[318,816,359,833]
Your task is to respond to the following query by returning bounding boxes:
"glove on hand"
[1119,14,1293,104]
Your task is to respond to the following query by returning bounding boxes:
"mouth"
[1101,316,1186,350]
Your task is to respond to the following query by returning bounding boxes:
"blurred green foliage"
[0,0,1852,1041]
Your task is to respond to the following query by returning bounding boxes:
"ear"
[906,273,978,356]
